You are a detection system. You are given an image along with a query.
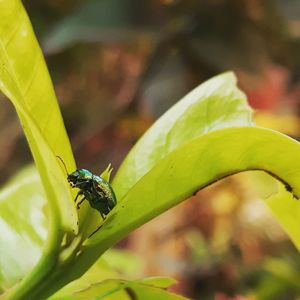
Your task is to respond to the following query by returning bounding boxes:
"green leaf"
[0,0,75,169]
[79,73,254,238]
[89,126,300,249]
[61,126,300,292]
[50,248,144,299]
[265,184,300,250]
[0,0,76,231]
[0,165,138,299]
[0,0,77,298]
[101,164,113,182]
[56,72,254,280]
[113,72,253,200]
[72,277,186,300]
[50,253,128,300]
[137,277,178,289]
[244,170,300,252]
[101,249,143,277]
[0,166,46,291]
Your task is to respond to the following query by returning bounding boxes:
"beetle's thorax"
[67,169,93,188]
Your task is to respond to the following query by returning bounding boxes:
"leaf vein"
[23,52,42,100]
[4,12,24,47]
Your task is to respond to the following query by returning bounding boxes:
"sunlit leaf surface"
[0,167,46,291]
[59,276,186,300]
[0,0,76,298]
[78,73,254,238]
[113,72,253,200]
[93,127,300,249]
[50,248,143,299]
[60,126,300,294]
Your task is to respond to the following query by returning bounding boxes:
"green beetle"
[57,156,117,222]
[67,168,117,220]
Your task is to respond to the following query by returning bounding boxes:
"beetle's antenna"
[56,155,69,175]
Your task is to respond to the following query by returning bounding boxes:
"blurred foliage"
[1,0,300,299]
[13,0,298,173]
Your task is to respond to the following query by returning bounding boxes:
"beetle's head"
[67,169,93,188]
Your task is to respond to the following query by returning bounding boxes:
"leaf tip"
[101,163,113,182]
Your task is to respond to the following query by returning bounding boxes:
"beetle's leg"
[76,196,86,209]
[74,190,83,203]
[100,211,106,220]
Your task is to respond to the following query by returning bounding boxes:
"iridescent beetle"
[57,156,117,221]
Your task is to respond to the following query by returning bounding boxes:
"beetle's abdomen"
[88,194,112,215]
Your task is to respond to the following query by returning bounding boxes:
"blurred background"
[1,0,300,299]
